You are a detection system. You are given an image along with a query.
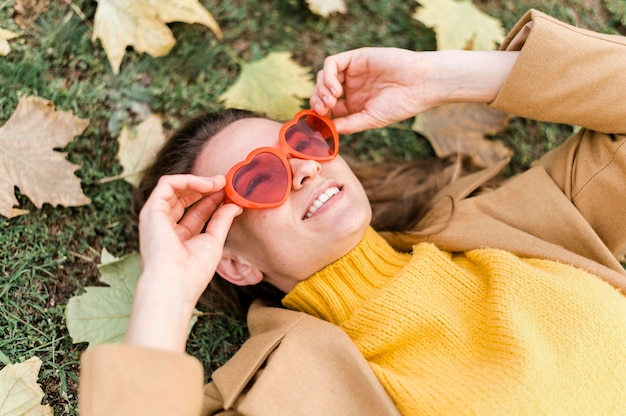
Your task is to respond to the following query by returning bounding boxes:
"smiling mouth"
[304,186,341,219]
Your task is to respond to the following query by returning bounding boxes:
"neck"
[282,227,411,324]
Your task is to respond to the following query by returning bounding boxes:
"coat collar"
[432,157,510,205]
[210,301,304,408]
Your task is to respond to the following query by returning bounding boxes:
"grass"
[0,0,622,414]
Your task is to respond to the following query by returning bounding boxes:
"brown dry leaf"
[14,0,49,30]
[0,96,91,218]
[0,28,20,56]
[306,0,347,17]
[0,356,53,416]
[411,102,512,167]
[92,0,223,74]
[116,114,166,187]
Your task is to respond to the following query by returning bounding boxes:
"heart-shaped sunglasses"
[224,110,339,209]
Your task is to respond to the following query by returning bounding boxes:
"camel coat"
[79,10,626,416]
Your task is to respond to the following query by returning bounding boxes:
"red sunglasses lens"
[285,115,336,157]
[227,112,337,207]
[231,152,289,204]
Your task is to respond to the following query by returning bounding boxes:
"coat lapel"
[210,302,304,408]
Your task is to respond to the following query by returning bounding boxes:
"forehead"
[192,117,282,177]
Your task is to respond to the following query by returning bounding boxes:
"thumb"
[333,113,377,135]
[203,203,243,244]
[185,203,242,266]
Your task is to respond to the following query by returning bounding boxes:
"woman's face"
[192,117,372,292]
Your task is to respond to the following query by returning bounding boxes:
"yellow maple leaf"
[0,27,20,56]
[92,0,223,74]
[412,0,505,50]
[0,357,53,416]
[306,0,347,17]
[0,96,90,218]
[116,114,166,187]
[219,52,315,121]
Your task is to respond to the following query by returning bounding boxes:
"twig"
[63,0,88,22]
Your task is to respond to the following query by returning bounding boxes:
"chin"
[334,207,371,248]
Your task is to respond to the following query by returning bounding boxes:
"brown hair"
[133,110,464,316]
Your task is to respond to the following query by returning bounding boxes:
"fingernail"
[322,95,329,104]
[314,102,323,113]
[330,87,337,96]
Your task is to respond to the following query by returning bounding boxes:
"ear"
[216,251,264,286]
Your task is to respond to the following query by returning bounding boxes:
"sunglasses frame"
[224,110,339,209]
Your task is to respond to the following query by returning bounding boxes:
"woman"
[80,9,626,415]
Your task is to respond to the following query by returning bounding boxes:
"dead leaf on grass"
[65,249,141,347]
[306,0,347,17]
[115,114,166,187]
[0,96,90,218]
[0,356,53,416]
[219,52,315,121]
[14,0,49,30]
[65,249,198,348]
[92,0,223,74]
[412,0,505,50]
[0,28,20,56]
[411,102,512,167]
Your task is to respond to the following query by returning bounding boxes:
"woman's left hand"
[125,174,242,352]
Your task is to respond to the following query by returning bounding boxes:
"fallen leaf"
[8,207,29,218]
[0,357,53,416]
[412,0,505,50]
[0,28,20,56]
[65,250,141,347]
[411,102,512,167]
[92,0,223,74]
[116,114,166,187]
[0,96,90,218]
[65,249,198,348]
[14,0,49,31]
[219,52,315,121]
[306,0,347,17]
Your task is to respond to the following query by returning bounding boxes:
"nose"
[289,158,321,190]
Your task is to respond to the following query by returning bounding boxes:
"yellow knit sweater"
[283,227,626,415]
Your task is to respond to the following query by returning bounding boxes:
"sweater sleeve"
[79,344,207,416]
[490,9,626,134]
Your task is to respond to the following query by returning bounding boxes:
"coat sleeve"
[490,9,626,134]
[79,344,210,416]
[490,10,626,261]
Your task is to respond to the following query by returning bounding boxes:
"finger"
[152,175,226,208]
[196,203,243,250]
[176,191,226,239]
[333,112,381,135]
[139,175,227,244]
[328,98,349,119]
[311,70,338,115]
[321,54,348,98]
[148,175,226,221]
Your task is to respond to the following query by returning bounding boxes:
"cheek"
[226,209,273,246]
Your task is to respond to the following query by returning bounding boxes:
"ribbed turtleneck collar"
[282,226,411,325]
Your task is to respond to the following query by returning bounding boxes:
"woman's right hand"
[125,174,242,352]
[311,47,519,135]
[311,47,430,135]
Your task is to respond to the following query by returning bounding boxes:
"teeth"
[305,186,340,219]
